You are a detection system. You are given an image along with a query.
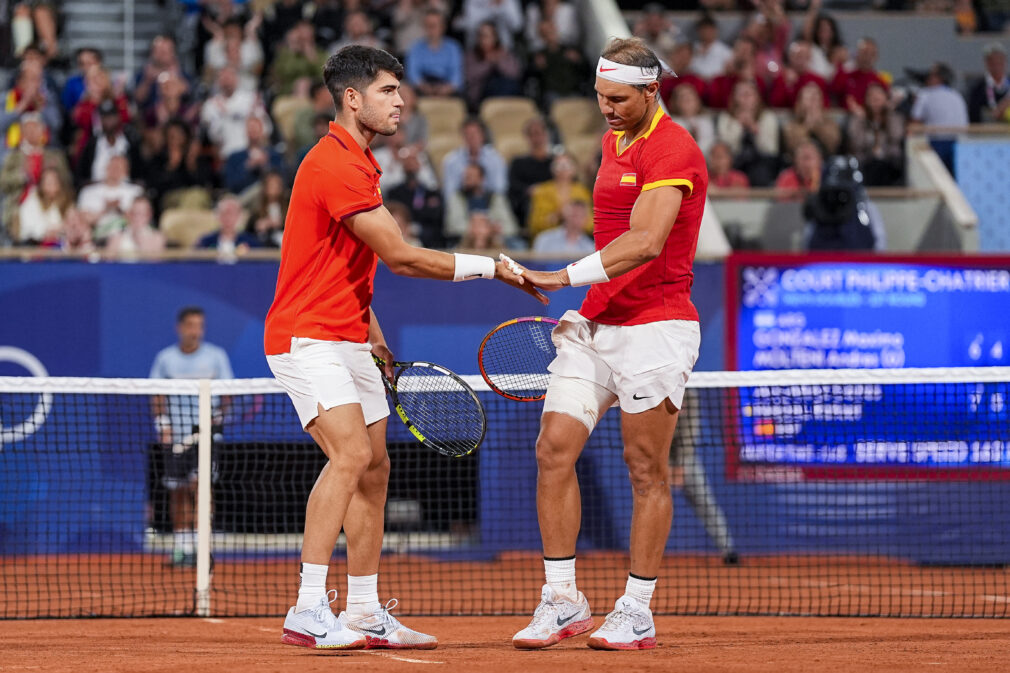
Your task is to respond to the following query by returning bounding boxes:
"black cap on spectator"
[98,99,118,116]
[642,2,665,14]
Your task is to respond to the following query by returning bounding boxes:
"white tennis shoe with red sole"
[587,596,656,650]
[513,584,594,649]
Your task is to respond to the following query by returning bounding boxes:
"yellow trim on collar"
[641,178,694,196]
[613,107,666,157]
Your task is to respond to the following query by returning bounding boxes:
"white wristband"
[566,251,609,287]
[453,253,496,281]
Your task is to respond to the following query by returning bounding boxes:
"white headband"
[596,57,663,85]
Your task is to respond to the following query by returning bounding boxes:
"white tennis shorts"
[547,309,700,414]
[266,337,389,429]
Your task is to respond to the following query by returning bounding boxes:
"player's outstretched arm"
[518,186,684,290]
[345,205,548,303]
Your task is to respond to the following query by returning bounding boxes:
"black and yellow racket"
[373,357,487,458]
[477,316,559,402]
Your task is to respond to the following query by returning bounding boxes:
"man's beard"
[360,105,397,137]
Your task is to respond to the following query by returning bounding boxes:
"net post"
[195,379,212,617]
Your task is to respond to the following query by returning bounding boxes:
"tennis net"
[2,367,1009,618]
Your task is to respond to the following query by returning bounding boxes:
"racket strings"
[481,321,556,398]
[395,366,485,457]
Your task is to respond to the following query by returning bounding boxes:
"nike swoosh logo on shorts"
[304,629,327,638]
[362,626,386,636]
[599,67,618,72]
[632,393,652,400]
[632,626,651,636]
[556,612,579,627]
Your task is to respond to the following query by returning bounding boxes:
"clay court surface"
[3,616,1010,672]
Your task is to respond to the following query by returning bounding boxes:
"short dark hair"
[696,13,717,30]
[177,306,204,324]
[600,37,662,89]
[76,47,103,62]
[323,45,404,111]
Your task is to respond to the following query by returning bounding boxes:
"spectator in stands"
[197,195,258,258]
[845,82,905,186]
[910,63,969,129]
[393,82,427,147]
[526,152,592,239]
[716,80,779,186]
[223,116,284,195]
[77,155,143,242]
[105,195,165,258]
[774,140,823,199]
[742,0,790,84]
[633,3,678,59]
[532,199,594,255]
[140,119,213,211]
[8,44,60,101]
[831,37,887,107]
[968,43,1010,123]
[507,116,554,225]
[670,84,715,157]
[76,99,142,186]
[406,10,463,97]
[61,48,103,114]
[142,71,201,133]
[70,66,131,169]
[707,36,764,110]
[247,170,287,248]
[293,113,332,170]
[291,83,336,153]
[203,16,264,92]
[459,0,523,51]
[262,0,308,55]
[524,0,579,53]
[0,59,61,163]
[527,19,589,108]
[440,117,506,202]
[133,35,192,114]
[456,210,505,250]
[11,165,72,245]
[9,2,58,61]
[691,13,732,81]
[445,161,518,244]
[804,155,885,251]
[269,21,327,97]
[464,21,522,111]
[768,40,829,109]
[372,131,438,193]
[387,200,423,247]
[58,207,95,254]
[201,66,271,158]
[660,43,706,108]
[801,0,845,80]
[784,81,840,160]
[394,0,447,57]
[708,140,750,188]
[386,152,446,248]
[149,306,233,567]
[0,113,70,235]
[330,10,386,53]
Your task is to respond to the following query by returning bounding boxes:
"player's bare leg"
[513,411,594,649]
[588,399,679,651]
[282,402,372,650]
[168,485,196,567]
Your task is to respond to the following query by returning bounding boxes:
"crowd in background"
[0,0,1005,258]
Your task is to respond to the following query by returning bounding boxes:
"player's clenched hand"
[372,343,396,381]
[494,259,549,305]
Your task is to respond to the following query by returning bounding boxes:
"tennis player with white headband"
[509,36,709,651]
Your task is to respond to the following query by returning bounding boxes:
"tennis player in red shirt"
[509,37,709,651]
[264,46,541,651]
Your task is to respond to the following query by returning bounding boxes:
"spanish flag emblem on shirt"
[620,173,637,187]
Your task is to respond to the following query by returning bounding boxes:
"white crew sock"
[544,556,578,601]
[173,530,195,554]
[296,562,329,612]
[624,574,657,609]
[345,574,381,617]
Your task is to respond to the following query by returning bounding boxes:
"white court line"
[983,595,1010,603]
[203,618,226,623]
[258,627,276,633]
[365,651,445,665]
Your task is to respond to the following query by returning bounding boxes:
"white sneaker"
[587,595,656,650]
[338,598,438,650]
[512,584,594,650]
[282,590,367,650]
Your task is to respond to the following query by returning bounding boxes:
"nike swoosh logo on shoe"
[362,626,386,636]
[632,626,651,636]
[556,613,579,626]
[304,629,326,638]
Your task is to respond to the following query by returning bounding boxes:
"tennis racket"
[477,316,560,401]
[373,357,487,458]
